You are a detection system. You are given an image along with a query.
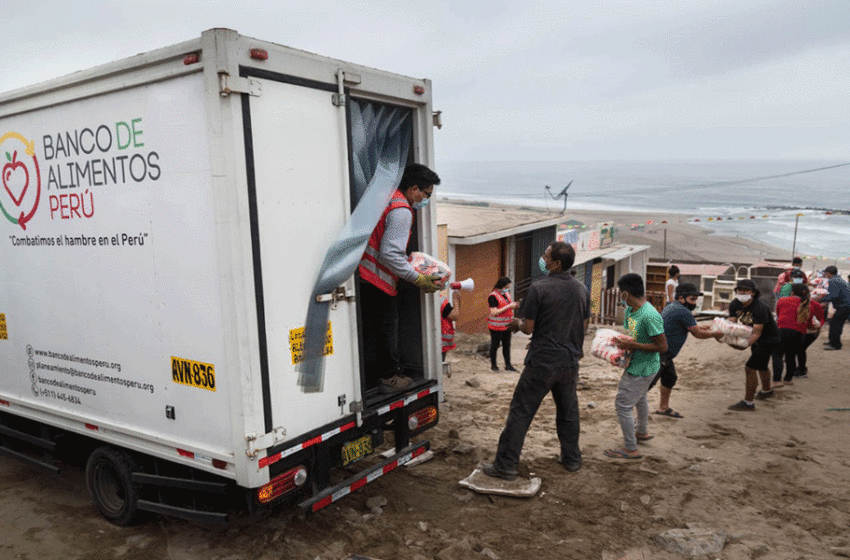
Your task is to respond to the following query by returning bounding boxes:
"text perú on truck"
[0,28,443,525]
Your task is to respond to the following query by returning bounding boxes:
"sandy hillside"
[2,323,849,560]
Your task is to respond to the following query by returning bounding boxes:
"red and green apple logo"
[0,132,41,230]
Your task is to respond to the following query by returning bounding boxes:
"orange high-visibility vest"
[487,290,513,331]
[441,299,456,353]
[359,190,413,296]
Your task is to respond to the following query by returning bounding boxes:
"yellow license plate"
[341,435,373,466]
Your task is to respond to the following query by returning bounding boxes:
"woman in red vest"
[488,277,519,371]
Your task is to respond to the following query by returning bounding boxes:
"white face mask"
[735,294,752,303]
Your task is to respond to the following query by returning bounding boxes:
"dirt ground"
[2,326,850,560]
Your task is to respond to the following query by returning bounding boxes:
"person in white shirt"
[665,265,680,304]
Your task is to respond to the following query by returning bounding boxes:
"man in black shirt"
[482,241,590,479]
[727,279,779,411]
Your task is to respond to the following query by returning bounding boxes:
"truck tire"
[85,446,142,525]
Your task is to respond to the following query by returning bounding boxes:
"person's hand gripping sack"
[413,273,443,293]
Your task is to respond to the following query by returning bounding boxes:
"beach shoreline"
[440,196,847,274]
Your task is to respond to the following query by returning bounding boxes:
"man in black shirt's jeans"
[482,241,590,480]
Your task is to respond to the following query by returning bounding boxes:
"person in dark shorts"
[649,283,722,418]
[726,279,779,411]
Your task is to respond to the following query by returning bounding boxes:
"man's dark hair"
[669,265,680,278]
[493,276,512,290]
[549,241,575,271]
[792,256,803,266]
[824,265,838,275]
[790,268,805,279]
[617,273,645,297]
[399,163,440,192]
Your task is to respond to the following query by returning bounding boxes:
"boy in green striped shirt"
[605,273,667,460]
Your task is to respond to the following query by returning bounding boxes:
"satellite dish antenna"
[544,180,572,214]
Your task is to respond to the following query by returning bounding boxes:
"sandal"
[604,448,643,460]
[654,408,683,418]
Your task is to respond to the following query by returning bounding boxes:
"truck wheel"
[85,446,141,525]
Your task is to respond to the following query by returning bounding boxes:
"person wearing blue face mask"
[358,163,442,393]
[773,256,808,304]
[481,242,590,480]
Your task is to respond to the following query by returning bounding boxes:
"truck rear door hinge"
[315,286,355,309]
[219,74,262,97]
[245,426,287,459]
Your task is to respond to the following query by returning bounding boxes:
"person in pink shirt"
[774,283,822,386]
[795,286,824,379]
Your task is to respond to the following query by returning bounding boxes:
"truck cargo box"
[0,28,442,524]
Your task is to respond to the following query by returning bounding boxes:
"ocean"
[437,160,850,261]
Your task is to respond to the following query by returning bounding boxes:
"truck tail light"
[408,406,438,431]
[258,466,307,504]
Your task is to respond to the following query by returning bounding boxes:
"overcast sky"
[2,0,848,161]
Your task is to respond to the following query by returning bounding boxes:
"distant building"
[437,201,649,333]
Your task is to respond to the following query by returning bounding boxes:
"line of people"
[477,247,849,478]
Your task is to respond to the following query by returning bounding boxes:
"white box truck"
[0,28,443,524]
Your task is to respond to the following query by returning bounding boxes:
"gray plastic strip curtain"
[297,100,411,392]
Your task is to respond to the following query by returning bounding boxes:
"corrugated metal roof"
[437,200,566,245]
[674,263,734,276]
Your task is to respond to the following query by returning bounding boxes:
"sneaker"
[378,375,414,394]
[756,390,774,400]
[728,400,755,411]
[558,459,581,472]
[824,345,841,351]
[795,372,809,379]
[490,365,499,372]
[504,365,518,372]
[481,462,517,481]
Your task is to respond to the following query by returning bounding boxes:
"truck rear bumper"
[298,440,430,513]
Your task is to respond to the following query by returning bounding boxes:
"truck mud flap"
[298,440,430,513]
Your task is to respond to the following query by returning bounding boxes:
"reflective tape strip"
[376,385,440,416]
[310,444,427,513]
[259,421,357,469]
[359,258,397,287]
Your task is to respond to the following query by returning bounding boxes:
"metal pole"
[663,228,667,260]
[791,214,800,258]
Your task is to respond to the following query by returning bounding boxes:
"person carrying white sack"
[725,279,780,411]
[358,163,443,393]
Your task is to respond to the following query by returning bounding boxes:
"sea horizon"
[436,159,850,260]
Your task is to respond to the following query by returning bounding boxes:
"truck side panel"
[0,74,233,459]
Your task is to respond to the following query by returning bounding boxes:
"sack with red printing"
[712,317,752,348]
[590,329,633,368]
[408,252,451,284]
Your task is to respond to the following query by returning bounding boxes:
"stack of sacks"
[712,317,753,349]
[591,329,634,368]
[408,252,451,284]
[810,276,829,300]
